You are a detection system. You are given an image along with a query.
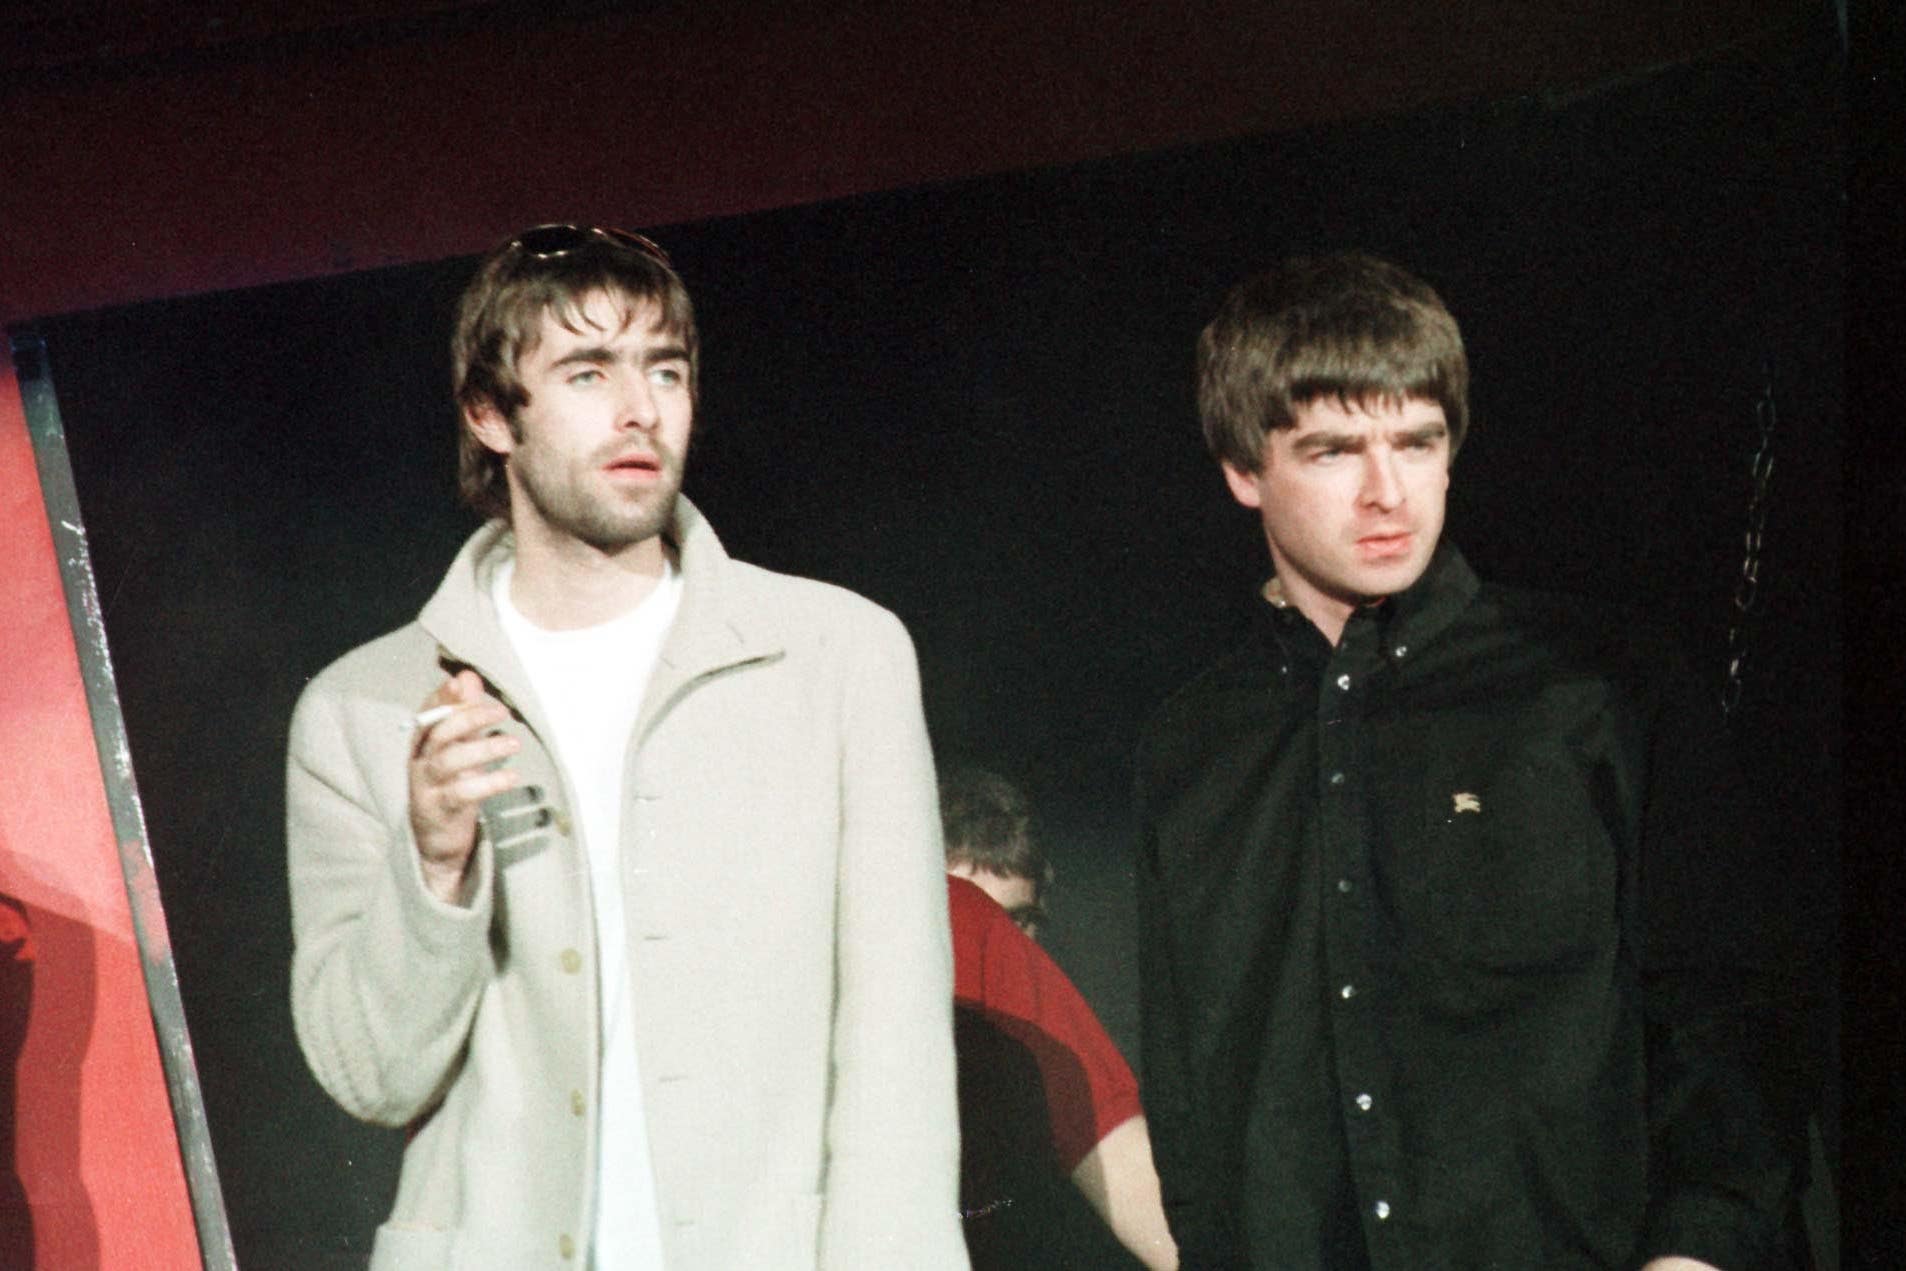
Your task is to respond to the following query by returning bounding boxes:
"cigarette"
[410,704,456,730]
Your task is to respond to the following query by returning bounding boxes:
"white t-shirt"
[495,557,684,1270]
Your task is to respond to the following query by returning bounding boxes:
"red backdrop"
[0,363,200,1266]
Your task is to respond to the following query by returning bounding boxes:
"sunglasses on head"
[506,223,672,268]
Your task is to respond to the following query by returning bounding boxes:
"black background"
[39,18,1843,1266]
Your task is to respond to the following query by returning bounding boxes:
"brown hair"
[939,764,1053,899]
[450,227,699,520]
[1197,252,1468,473]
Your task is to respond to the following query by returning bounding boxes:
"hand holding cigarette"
[407,669,521,906]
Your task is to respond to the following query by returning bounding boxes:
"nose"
[616,370,661,432]
[1359,448,1405,511]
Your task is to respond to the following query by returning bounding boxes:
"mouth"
[1356,531,1414,560]
[603,451,664,480]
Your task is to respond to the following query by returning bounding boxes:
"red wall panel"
[0,365,200,1268]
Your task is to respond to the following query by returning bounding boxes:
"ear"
[464,400,516,457]
[1221,460,1265,510]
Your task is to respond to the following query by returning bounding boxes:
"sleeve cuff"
[389,820,494,956]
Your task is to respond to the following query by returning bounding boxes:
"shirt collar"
[1252,541,1480,668]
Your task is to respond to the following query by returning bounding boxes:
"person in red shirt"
[941,765,1177,1271]
[1,896,33,1267]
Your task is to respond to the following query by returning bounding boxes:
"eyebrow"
[1290,430,1366,455]
[1289,421,1448,455]
[548,346,616,370]
[546,343,690,371]
[1395,421,1450,446]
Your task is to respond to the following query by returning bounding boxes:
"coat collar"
[418,497,783,732]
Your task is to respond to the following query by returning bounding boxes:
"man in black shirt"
[1135,254,1810,1270]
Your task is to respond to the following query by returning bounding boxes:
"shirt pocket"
[1398,742,1615,972]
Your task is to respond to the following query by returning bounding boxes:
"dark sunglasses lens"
[513,225,595,257]
[510,224,670,267]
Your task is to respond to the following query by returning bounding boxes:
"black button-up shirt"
[1135,546,1809,1271]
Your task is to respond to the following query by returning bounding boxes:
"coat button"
[559,948,583,974]
[570,1089,586,1117]
[558,1233,576,1259]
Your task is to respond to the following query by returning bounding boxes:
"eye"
[648,364,686,389]
[565,367,604,386]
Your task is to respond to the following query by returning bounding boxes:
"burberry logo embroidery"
[1451,792,1482,815]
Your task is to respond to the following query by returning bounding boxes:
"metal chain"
[1721,364,1777,720]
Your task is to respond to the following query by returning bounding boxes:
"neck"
[1264,574,1355,647]
[507,522,671,630]
[1308,604,1354,649]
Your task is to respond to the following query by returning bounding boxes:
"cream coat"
[288,500,967,1270]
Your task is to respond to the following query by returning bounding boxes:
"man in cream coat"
[287,224,967,1270]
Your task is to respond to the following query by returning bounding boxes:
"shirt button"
[1356,1093,1373,1111]
[1374,1200,1391,1221]
[1336,673,1352,690]
[559,948,583,974]
[570,1089,586,1117]
[558,1233,576,1259]
[553,809,573,836]
[1328,771,1345,787]
[1337,878,1353,894]
[1340,984,1357,1000]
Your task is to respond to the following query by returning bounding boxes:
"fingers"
[413,697,513,754]
[416,762,521,825]
[447,668,486,705]
[416,729,521,791]
[407,676,522,883]
[411,674,511,750]
[412,669,486,723]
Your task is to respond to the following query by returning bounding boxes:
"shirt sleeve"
[948,875,1144,1175]
[0,897,31,1065]
[1628,637,1820,1269]
[1132,767,1240,1268]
